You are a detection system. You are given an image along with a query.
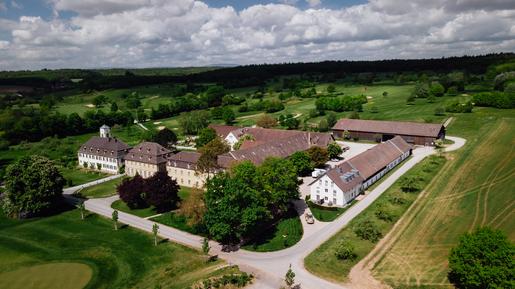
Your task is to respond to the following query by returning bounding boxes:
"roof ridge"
[388,138,404,154]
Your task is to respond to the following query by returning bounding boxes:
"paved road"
[80,137,465,289]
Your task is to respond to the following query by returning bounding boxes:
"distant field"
[0,208,240,289]
[372,110,515,288]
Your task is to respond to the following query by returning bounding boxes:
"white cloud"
[0,0,514,69]
[10,1,22,9]
[306,0,321,7]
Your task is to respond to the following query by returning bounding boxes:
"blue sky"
[0,0,514,70]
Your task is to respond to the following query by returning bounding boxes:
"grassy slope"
[372,109,515,288]
[242,208,303,252]
[0,208,240,289]
[78,177,125,198]
[307,201,351,222]
[304,155,446,283]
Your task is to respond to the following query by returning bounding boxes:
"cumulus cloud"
[0,0,514,69]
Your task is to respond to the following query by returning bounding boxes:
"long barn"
[332,118,445,146]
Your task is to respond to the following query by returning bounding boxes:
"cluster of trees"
[141,127,178,149]
[473,91,515,109]
[279,114,300,129]
[1,155,65,218]
[178,110,211,135]
[117,171,180,212]
[445,101,473,113]
[239,99,285,113]
[315,95,367,112]
[203,158,299,243]
[211,106,236,124]
[0,107,133,145]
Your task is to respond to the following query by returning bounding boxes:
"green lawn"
[78,177,125,198]
[111,200,157,218]
[0,208,242,289]
[0,263,92,289]
[60,167,108,187]
[307,200,355,222]
[241,207,303,252]
[151,212,205,235]
[304,155,446,283]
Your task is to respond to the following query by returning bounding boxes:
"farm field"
[0,208,242,289]
[371,110,515,288]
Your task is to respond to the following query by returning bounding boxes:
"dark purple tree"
[145,171,180,212]
[117,175,147,209]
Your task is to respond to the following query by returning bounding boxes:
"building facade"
[310,136,412,207]
[332,118,445,146]
[77,125,130,174]
[124,142,171,178]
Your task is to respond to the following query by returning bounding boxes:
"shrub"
[430,82,445,97]
[446,101,473,113]
[389,196,407,205]
[335,240,357,260]
[354,219,382,242]
[400,176,420,193]
[375,207,395,222]
[434,107,446,116]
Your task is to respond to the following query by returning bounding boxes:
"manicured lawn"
[373,111,515,288]
[304,155,446,283]
[111,200,157,218]
[60,167,108,187]
[0,208,241,289]
[0,263,92,289]
[307,200,355,222]
[78,177,125,198]
[242,207,303,252]
[151,212,205,235]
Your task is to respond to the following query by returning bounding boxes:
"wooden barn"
[332,118,445,146]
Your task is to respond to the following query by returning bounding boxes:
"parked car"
[305,213,315,224]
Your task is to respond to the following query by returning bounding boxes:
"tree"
[326,112,338,128]
[179,110,210,135]
[196,127,217,148]
[279,114,300,130]
[222,107,235,124]
[152,223,159,246]
[76,202,85,220]
[256,114,278,128]
[117,175,147,209]
[93,95,108,108]
[448,227,514,289]
[110,102,118,112]
[382,91,388,97]
[154,128,177,149]
[430,82,445,97]
[285,264,295,288]
[197,137,230,175]
[413,83,430,98]
[326,84,336,93]
[306,146,329,168]
[335,240,357,260]
[257,158,300,211]
[177,187,206,226]
[354,219,382,242]
[327,142,343,159]
[318,118,329,132]
[289,151,313,176]
[202,237,210,255]
[112,210,119,230]
[145,171,180,212]
[400,176,420,193]
[2,155,65,218]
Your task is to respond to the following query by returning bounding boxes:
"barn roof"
[332,118,444,138]
[80,136,130,158]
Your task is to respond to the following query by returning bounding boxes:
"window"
[325,189,328,192]
[324,196,328,201]
[316,195,320,200]
[325,180,328,186]
[333,190,336,197]
[333,198,336,204]
[319,180,322,185]
[331,182,333,187]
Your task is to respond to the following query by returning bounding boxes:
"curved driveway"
[79,136,465,289]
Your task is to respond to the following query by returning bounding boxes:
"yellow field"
[372,117,515,288]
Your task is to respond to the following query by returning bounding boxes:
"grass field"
[372,110,515,288]
[0,208,242,289]
[242,207,303,252]
[304,155,447,283]
[111,200,157,218]
[78,177,125,198]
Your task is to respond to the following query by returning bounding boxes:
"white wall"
[78,153,121,174]
[225,132,239,150]
[310,175,361,207]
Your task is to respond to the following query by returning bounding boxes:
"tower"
[100,124,111,138]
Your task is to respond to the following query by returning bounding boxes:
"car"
[305,213,315,224]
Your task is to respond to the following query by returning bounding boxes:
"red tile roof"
[209,124,241,139]
[333,119,444,138]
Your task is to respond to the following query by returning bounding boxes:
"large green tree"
[196,127,217,148]
[196,137,230,175]
[448,227,514,289]
[2,155,65,218]
[289,151,314,176]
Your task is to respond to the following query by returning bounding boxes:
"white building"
[77,125,131,174]
[310,136,412,207]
